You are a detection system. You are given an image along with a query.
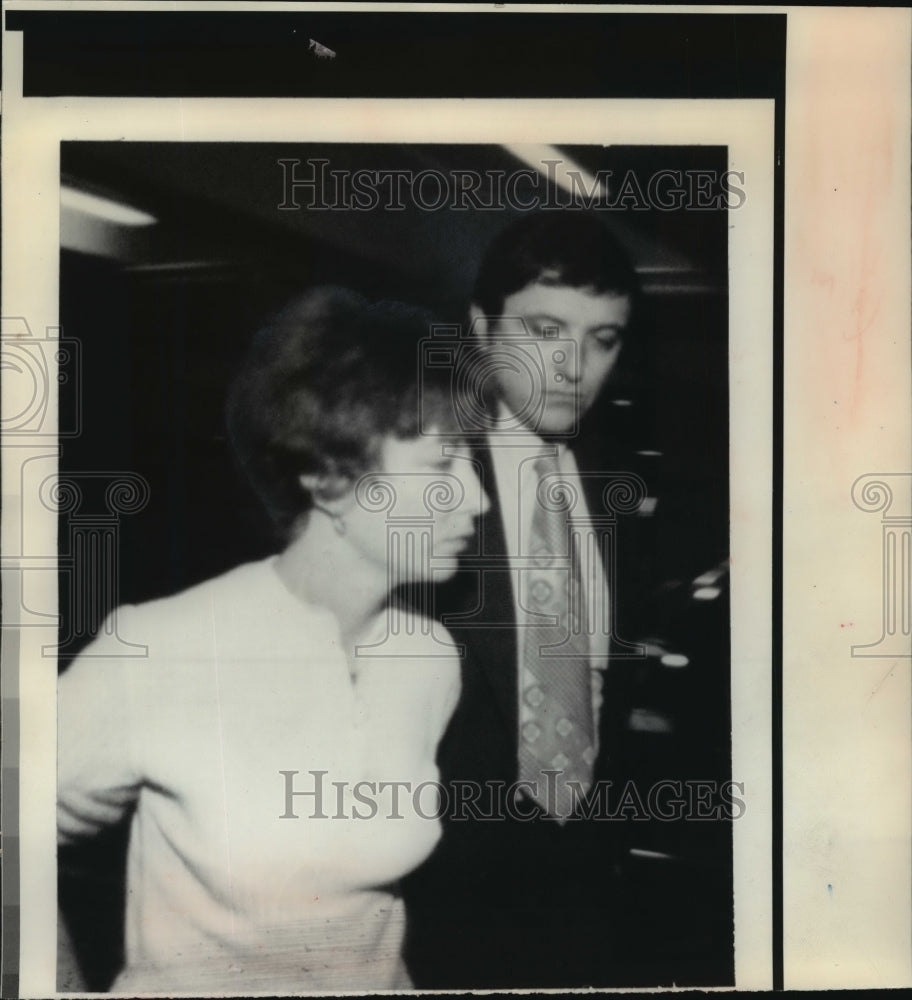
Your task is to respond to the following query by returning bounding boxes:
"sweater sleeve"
[57,609,145,844]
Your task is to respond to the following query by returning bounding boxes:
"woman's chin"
[393,561,459,590]
[428,558,461,582]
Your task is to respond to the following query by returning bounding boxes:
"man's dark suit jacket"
[402,411,660,990]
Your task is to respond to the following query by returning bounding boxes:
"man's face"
[478,282,631,436]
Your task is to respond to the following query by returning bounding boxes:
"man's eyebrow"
[522,314,626,338]
[525,313,565,326]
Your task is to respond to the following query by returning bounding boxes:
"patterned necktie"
[518,454,595,820]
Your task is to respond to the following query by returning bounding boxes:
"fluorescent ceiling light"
[502,143,608,202]
[60,185,156,226]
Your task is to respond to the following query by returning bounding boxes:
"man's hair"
[226,286,457,541]
[472,211,639,317]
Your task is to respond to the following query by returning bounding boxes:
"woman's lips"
[435,532,474,553]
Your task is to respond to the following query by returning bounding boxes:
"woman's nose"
[463,464,490,517]
[477,480,492,516]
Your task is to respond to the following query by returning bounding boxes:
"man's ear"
[468,304,490,343]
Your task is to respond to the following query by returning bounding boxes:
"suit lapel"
[436,441,518,737]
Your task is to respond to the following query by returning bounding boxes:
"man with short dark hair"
[402,211,659,988]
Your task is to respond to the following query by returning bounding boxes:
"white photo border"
[3,82,774,995]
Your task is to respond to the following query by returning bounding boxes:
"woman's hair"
[471,210,639,318]
[226,286,458,540]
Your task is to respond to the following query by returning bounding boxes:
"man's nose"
[549,333,582,384]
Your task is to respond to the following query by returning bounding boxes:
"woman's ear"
[298,473,355,537]
[298,472,355,511]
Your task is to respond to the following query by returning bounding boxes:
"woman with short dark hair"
[57,287,486,992]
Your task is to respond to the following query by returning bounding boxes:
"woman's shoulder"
[79,558,282,662]
[358,611,462,714]
[363,608,460,663]
[141,557,274,610]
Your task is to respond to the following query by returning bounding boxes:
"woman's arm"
[58,612,144,844]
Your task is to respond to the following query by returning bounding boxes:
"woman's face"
[342,433,488,586]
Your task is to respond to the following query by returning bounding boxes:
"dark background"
[9,10,785,101]
[57,140,733,989]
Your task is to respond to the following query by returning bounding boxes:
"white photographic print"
[2,5,909,996]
